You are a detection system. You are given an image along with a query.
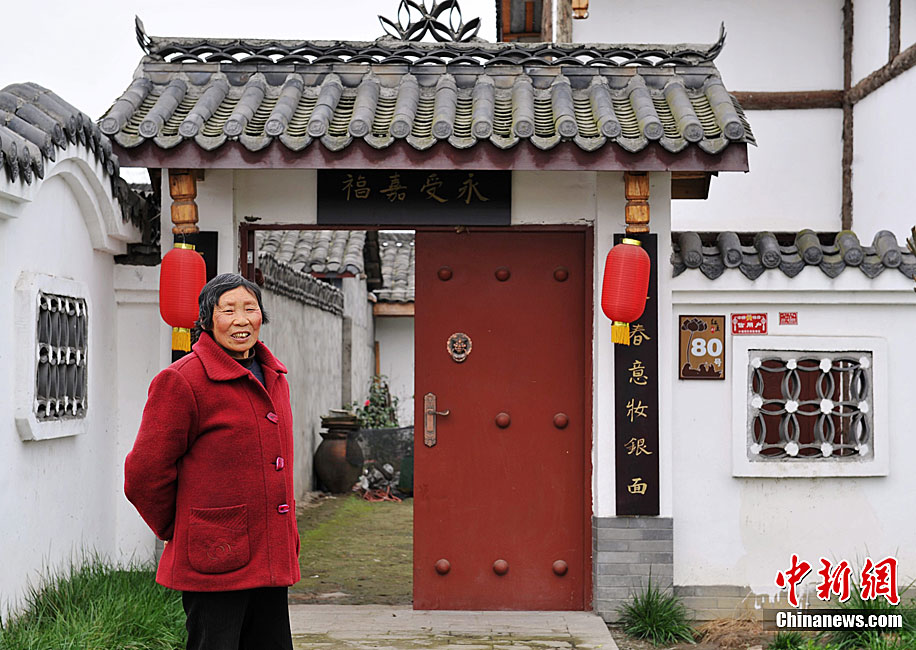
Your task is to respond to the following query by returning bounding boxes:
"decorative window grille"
[35,292,88,420]
[747,351,873,460]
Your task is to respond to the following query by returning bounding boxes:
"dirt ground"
[291,492,413,605]
[292,493,773,649]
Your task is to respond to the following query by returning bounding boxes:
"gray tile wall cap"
[374,231,415,303]
[257,230,367,275]
[672,230,916,281]
[1,82,150,231]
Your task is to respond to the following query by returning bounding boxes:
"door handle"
[423,392,449,447]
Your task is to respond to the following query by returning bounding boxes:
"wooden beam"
[890,0,901,61]
[113,139,750,173]
[556,0,572,42]
[624,171,649,234]
[731,90,843,110]
[168,168,199,235]
[848,41,916,104]
[373,302,415,317]
[671,172,711,200]
[842,0,854,230]
[541,0,553,42]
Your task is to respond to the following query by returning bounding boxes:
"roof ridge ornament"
[378,0,482,43]
[136,16,152,55]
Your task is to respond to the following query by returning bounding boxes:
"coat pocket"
[187,504,251,574]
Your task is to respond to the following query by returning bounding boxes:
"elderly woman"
[125,273,299,650]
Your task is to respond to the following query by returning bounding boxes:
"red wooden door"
[414,229,590,610]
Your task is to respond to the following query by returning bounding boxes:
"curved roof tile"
[672,230,916,281]
[101,23,753,158]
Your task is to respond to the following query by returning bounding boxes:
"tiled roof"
[672,230,916,281]
[257,230,368,274]
[99,23,753,157]
[374,231,415,303]
[1,82,150,230]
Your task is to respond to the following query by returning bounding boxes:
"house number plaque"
[447,332,472,363]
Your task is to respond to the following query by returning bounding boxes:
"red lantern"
[159,243,206,351]
[601,238,650,345]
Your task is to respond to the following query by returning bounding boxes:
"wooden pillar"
[556,0,572,42]
[624,171,650,234]
[541,0,553,41]
[169,169,199,235]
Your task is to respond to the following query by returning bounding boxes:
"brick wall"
[593,516,674,622]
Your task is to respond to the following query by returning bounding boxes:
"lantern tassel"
[172,327,191,352]
[612,321,630,345]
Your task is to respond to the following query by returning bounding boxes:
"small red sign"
[731,312,767,335]
[779,312,798,326]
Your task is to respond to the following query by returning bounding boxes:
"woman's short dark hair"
[194,274,269,338]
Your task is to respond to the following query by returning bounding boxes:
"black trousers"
[182,587,293,650]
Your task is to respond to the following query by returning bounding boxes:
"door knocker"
[447,332,472,363]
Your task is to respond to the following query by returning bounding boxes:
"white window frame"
[14,271,91,441]
[731,336,888,478]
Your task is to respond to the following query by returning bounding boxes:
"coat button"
[277,504,290,514]
[266,412,279,423]
[274,456,285,471]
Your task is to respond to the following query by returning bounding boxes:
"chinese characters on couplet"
[776,555,899,607]
[629,324,652,346]
[341,171,490,204]
[625,437,653,456]
[627,477,648,494]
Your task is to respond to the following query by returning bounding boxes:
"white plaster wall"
[233,169,318,225]
[853,0,893,84]
[258,290,342,495]
[0,177,121,611]
[671,270,916,594]
[512,171,596,224]
[851,69,916,242]
[573,0,844,91]
[113,266,162,566]
[342,276,375,407]
[904,0,916,50]
[375,317,415,427]
[671,110,843,232]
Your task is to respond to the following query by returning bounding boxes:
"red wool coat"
[125,333,300,592]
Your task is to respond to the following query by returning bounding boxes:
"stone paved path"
[289,605,617,650]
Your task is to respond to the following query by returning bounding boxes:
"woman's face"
[211,286,262,359]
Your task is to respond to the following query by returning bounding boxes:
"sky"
[1,0,498,181]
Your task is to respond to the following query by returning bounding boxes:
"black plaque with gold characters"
[318,170,510,225]
[679,315,726,380]
[614,233,659,516]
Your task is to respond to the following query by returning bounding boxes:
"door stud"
[553,560,569,576]
[493,559,509,576]
[435,559,451,575]
[553,413,569,429]
[495,412,511,428]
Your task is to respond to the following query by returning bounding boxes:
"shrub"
[617,578,695,645]
[350,375,400,428]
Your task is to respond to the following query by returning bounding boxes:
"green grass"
[0,555,185,650]
[617,577,696,646]
[291,494,413,605]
